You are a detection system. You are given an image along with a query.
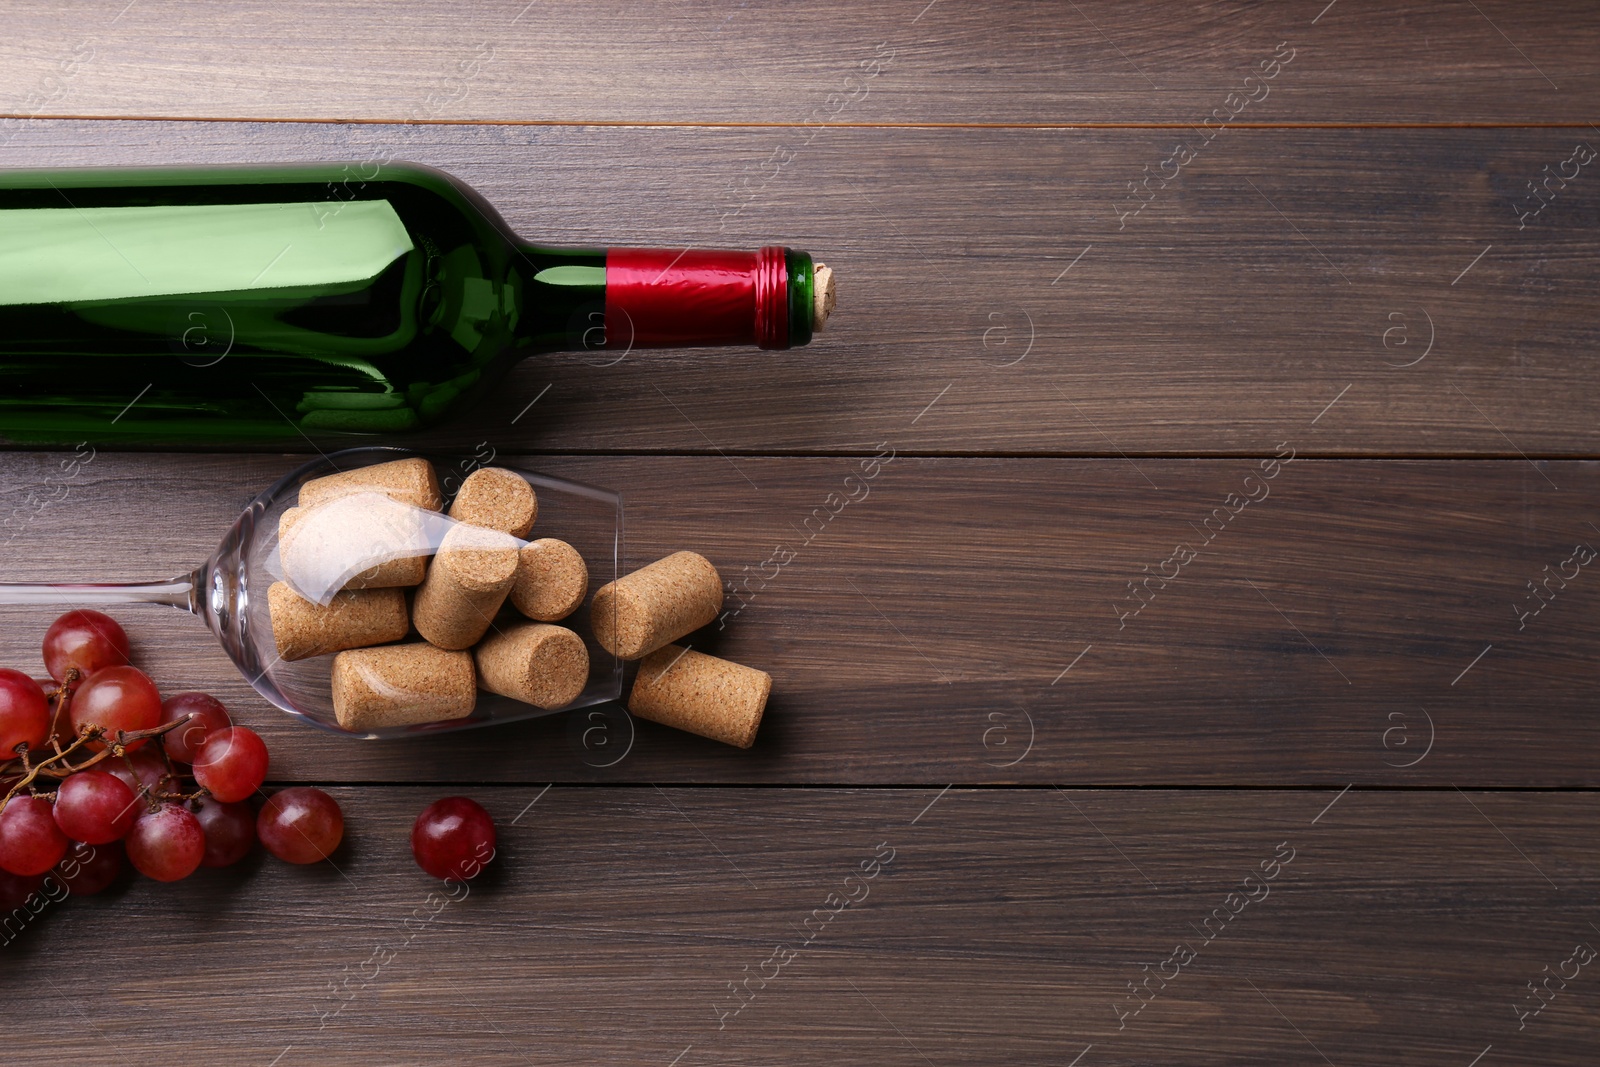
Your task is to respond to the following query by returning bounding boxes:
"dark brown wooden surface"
[3,788,1597,1066]
[7,120,1600,455]
[2,0,1598,124]
[2,1,1597,1063]
[2,452,1594,786]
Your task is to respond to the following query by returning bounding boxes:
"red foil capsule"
[605,245,791,350]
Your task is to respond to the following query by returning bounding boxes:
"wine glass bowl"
[0,447,624,739]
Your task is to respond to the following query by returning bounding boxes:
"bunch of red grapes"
[0,610,497,914]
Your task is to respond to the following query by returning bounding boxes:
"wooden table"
[3,2,1597,1063]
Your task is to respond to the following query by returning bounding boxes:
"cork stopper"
[448,467,537,538]
[267,581,410,662]
[299,457,442,511]
[279,502,428,593]
[474,623,590,710]
[509,538,588,622]
[411,523,520,650]
[590,550,723,660]
[627,644,770,749]
[331,643,476,731]
[813,263,835,332]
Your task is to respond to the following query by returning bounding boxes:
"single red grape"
[159,692,232,764]
[42,609,130,682]
[52,770,138,844]
[257,788,343,864]
[0,667,51,757]
[70,665,162,751]
[54,840,123,896]
[125,805,205,882]
[105,748,169,801]
[192,726,268,803]
[194,797,257,868]
[0,795,71,876]
[0,866,44,910]
[411,797,497,881]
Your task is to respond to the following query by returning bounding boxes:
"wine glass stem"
[0,574,198,611]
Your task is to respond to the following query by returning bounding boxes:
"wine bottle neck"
[514,244,824,354]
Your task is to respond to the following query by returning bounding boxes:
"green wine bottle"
[0,162,835,444]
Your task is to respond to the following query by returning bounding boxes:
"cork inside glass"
[227,447,622,738]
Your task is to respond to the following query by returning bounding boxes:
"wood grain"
[1,452,1592,786]
[1,1,1596,125]
[3,120,1598,455]
[1,3,1592,1061]
[3,787,1594,1066]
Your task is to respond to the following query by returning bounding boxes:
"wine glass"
[0,447,624,738]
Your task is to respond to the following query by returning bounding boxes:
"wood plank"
[3,120,1598,455]
[2,786,1594,1065]
[2,1,1597,125]
[1,452,1593,786]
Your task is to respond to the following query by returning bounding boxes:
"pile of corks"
[266,457,770,748]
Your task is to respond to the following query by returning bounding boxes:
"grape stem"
[126,729,192,812]
[0,714,193,814]
[155,787,210,804]
[43,667,81,757]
